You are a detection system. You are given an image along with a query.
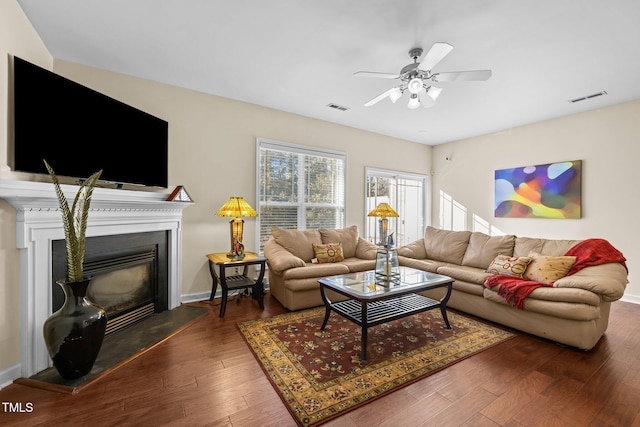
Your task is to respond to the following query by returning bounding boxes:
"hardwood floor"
[1,293,639,426]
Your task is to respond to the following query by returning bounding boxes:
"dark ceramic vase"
[43,277,108,380]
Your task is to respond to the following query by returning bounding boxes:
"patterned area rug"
[238,307,514,426]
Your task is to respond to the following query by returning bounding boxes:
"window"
[365,168,427,247]
[256,138,346,253]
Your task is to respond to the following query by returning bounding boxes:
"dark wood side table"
[207,252,267,317]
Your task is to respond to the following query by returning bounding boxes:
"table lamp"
[216,196,258,259]
[367,202,399,247]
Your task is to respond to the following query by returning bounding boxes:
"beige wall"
[432,100,640,302]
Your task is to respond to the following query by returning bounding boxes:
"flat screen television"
[13,56,168,188]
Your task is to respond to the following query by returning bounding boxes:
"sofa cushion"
[397,238,427,259]
[486,255,532,278]
[272,227,322,262]
[398,256,445,273]
[423,226,471,264]
[462,232,516,269]
[263,238,306,274]
[282,262,349,280]
[312,242,344,263]
[320,225,359,258]
[554,263,628,302]
[524,252,576,284]
[513,237,581,257]
[525,286,600,306]
[355,238,379,260]
[342,257,377,273]
[437,264,493,286]
[483,288,600,321]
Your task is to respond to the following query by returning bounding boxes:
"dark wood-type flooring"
[1,292,639,426]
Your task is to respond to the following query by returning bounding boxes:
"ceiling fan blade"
[418,42,454,71]
[434,70,492,82]
[353,71,399,79]
[364,88,395,106]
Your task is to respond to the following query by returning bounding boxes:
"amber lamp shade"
[216,197,258,259]
[367,202,399,247]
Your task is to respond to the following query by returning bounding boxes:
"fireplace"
[0,179,192,378]
[51,231,169,334]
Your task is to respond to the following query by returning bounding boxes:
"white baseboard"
[0,363,21,389]
[620,294,640,305]
[181,284,270,304]
[181,292,212,303]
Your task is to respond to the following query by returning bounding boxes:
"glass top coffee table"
[318,267,454,361]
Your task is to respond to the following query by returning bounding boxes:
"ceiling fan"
[354,42,492,109]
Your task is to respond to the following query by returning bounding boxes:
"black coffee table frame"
[318,267,453,361]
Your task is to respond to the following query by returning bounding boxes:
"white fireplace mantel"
[0,179,193,378]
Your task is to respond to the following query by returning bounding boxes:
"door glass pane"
[397,178,424,245]
[365,169,427,247]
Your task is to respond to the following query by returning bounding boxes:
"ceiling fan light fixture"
[426,86,443,101]
[356,42,491,110]
[408,93,420,109]
[389,87,402,103]
[408,78,423,94]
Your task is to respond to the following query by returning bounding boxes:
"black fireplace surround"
[51,231,169,334]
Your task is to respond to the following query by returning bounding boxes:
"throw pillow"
[312,242,345,263]
[486,255,532,278]
[319,225,358,258]
[524,252,577,284]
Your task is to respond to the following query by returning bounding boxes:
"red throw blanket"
[484,238,627,309]
[565,238,627,274]
[484,275,550,309]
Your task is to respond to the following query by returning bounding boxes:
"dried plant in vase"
[42,160,108,380]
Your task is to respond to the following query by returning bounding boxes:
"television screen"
[13,56,168,188]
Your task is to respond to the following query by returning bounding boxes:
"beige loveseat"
[264,225,378,310]
[398,226,628,350]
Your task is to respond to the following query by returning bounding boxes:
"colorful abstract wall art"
[494,160,582,219]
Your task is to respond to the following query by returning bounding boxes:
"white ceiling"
[16,0,640,145]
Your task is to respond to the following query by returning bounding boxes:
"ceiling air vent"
[326,103,349,111]
[569,91,608,103]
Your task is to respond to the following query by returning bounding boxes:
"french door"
[365,168,428,247]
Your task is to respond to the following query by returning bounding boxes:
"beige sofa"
[264,224,627,350]
[398,226,628,350]
[264,225,379,310]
